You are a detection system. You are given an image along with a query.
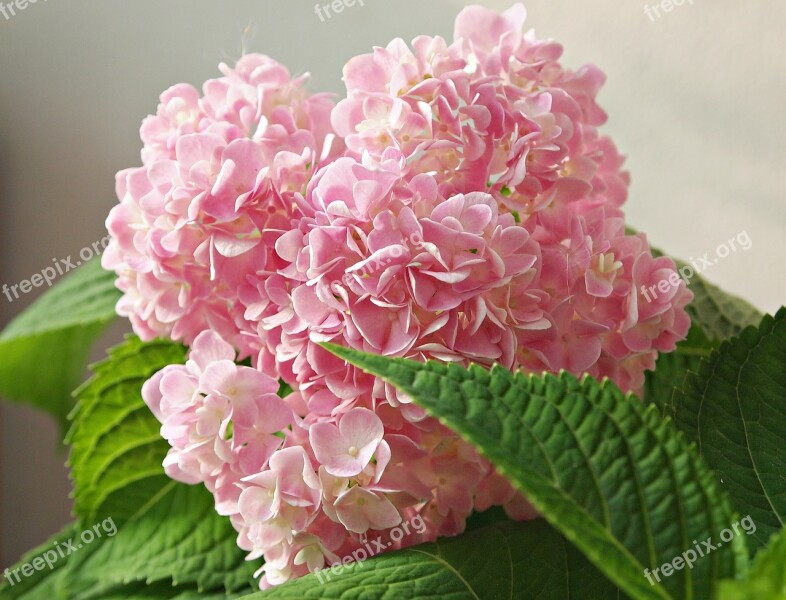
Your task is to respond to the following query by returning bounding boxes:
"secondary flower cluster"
[105,3,692,588]
[103,53,338,347]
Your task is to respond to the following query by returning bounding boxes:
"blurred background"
[1,0,784,567]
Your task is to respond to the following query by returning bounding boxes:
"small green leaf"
[718,531,786,599]
[682,274,762,342]
[324,344,748,600]
[673,309,786,553]
[0,259,121,427]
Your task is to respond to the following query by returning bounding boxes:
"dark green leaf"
[255,519,621,600]
[673,309,786,553]
[644,325,715,417]
[324,345,748,600]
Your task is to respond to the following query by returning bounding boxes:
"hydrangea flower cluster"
[103,53,338,348]
[105,3,692,589]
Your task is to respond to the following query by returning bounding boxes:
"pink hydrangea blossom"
[104,54,341,354]
[116,3,693,589]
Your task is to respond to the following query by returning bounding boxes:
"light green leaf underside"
[0,259,121,426]
[683,274,762,342]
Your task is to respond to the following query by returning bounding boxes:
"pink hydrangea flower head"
[104,55,342,355]
[127,4,693,590]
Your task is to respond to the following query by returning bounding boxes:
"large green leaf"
[719,531,786,599]
[0,525,77,599]
[0,525,250,600]
[60,337,256,597]
[0,544,243,600]
[66,336,186,523]
[255,519,621,599]
[57,484,256,599]
[0,259,121,426]
[324,345,747,600]
[673,309,786,552]
[73,583,248,600]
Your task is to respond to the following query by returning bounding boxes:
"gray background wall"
[1,0,784,567]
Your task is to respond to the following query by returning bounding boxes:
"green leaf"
[0,518,253,600]
[254,519,621,599]
[719,531,786,599]
[629,232,762,415]
[682,275,762,342]
[0,259,121,427]
[72,582,250,600]
[63,337,257,596]
[0,525,77,599]
[67,336,186,523]
[644,325,715,417]
[673,309,786,553]
[0,547,235,600]
[324,344,747,600]
[57,484,256,599]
